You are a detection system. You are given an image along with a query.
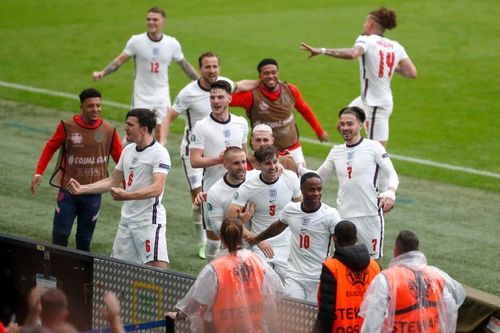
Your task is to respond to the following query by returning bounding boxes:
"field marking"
[2,80,500,179]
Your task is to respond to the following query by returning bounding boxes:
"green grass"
[0,0,499,192]
[1,100,499,296]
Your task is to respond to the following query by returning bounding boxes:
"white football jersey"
[123,33,184,108]
[115,141,171,225]
[172,76,234,157]
[280,202,340,281]
[317,138,398,218]
[354,34,408,107]
[190,114,248,192]
[232,170,301,248]
[206,170,259,235]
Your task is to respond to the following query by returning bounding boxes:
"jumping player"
[300,7,417,148]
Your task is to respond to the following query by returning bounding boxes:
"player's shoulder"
[229,113,248,124]
[177,80,201,97]
[319,203,340,218]
[160,34,181,45]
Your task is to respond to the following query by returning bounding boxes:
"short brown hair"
[148,7,166,18]
[198,51,219,68]
[369,7,397,30]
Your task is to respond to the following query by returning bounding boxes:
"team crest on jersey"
[131,157,138,165]
[190,133,196,142]
[268,188,277,200]
[233,192,239,200]
[347,151,355,160]
[94,132,104,143]
[223,129,231,138]
[382,153,389,158]
[281,93,290,104]
[70,133,83,145]
[300,217,310,231]
[152,47,160,56]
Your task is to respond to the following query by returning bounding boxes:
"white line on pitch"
[2,80,499,179]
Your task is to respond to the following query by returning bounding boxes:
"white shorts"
[346,214,384,260]
[111,222,169,264]
[281,145,306,168]
[132,103,169,124]
[285,276,319,303]
[349,96,393,142]
[251,244,289,281]
[181,154,203,191]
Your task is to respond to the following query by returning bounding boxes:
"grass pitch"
[0,0,499,192]
[0,100,499,295]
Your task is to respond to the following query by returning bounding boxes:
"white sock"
[205,239,221,263]
[192,204,206,246]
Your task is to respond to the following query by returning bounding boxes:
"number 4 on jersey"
[378,51,395,78]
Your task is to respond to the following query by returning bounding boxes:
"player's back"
[355,34,408,107]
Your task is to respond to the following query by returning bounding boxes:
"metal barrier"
[0,233,318,332]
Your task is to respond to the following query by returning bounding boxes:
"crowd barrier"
[0,233,498,333]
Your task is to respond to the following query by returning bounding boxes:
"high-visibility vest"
[211,251,265,333]
[323,258,380,333]
[382,266,445,333]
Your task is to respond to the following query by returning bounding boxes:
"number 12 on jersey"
[150,61,159,73]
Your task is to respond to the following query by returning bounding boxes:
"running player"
[189,80,249,260]
[92,7,199,144]
[249,173,341,302]
[230,58,328,166]
[227,145,302,280]
[299,106,399,260]
[67,109,171,269]
[300,7,417,148]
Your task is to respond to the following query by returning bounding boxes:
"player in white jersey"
[299,106,399,260]
[300,7,417,147]
[163,52,256,259]
[67,109,171,269]
[189,80,249,260]
[92,7,199,144]
[228,145,302,280]
[249,173,340,302]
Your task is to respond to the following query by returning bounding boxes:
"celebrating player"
[92,7,199,144]
[300,7,417,148]
[228,145,302,280]
[249,173,341,302]
[230,58,328,166]
[299,106,399,260]
[67,109,171,269]
[189,80,249,260]
[31,88,122,252]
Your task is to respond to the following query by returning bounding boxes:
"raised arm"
[93,52,130,81]
[176,58,199,81]
[300,42,365,60]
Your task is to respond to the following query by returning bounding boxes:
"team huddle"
[31,5,467,333]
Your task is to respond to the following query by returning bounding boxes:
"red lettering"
[145,239,151,253]
[150,61,159,73]
[299,234,310,249]
[269,203,276,216]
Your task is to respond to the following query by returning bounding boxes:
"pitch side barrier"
[1,233,498,333]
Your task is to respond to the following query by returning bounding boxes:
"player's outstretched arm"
[251,221,288,244]
[93,53,130,81]
[300,42,365,60]
[176,58,199,81]
[68,169,124,195]
[111,173,166,201]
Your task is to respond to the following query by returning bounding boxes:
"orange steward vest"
[211,251,265,333]
[383,266,445,333]
[323,258,380,333]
